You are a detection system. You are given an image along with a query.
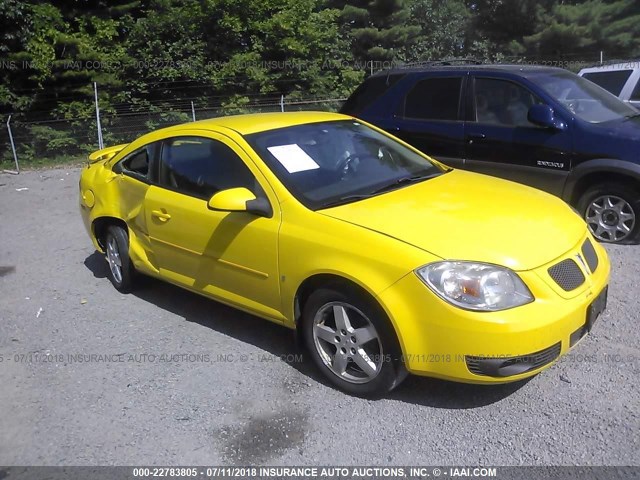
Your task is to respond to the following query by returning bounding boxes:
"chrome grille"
[581,238,598,273]
[548,258,585,291]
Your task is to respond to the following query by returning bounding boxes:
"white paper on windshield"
[267,144,319,173]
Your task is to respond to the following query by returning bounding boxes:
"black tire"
[577,183,640,244]
[302,287,407,397]
[103,225,135,293]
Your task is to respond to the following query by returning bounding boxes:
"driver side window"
[158,136,256,200]
[474,78,542,127]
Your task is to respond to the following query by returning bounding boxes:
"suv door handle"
[468,133,487,140]
[151,210,171,221]
[467,133,486,144]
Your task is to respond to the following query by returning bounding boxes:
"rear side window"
[158,137,255,200]
[582,70,633,96]
[340,74,405,115]
[118,144,156,182]
[402,77,462,121]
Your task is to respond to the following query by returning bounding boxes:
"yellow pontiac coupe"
[79,112,609,396]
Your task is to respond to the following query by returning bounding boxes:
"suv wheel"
[578,183,640,244]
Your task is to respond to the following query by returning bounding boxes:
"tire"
[103,225,135,293]
[577,183,640,244]
[301,287,407,397]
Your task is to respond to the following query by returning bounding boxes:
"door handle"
[467,133,486,144]
[151,210,171,221]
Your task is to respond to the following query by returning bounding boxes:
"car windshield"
[530,70,637,123]
[246,120,445,210]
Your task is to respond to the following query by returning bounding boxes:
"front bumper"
[378,234,610,384]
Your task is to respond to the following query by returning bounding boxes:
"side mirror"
[528,104,566,130]
[207,187,272,217]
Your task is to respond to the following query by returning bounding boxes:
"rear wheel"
[302,288,406,397]
[578,183,640,244]
[104,225,135,292]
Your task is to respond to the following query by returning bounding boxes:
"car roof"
[160,111,349,136]
[371,64,568,77]
[579,62,640,74]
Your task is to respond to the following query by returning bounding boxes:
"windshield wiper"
[318,194,377,209]
[370,171,445,195]
[318,171,446,210]
[622,112,640,122]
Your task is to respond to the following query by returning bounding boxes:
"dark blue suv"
[341,65,640,244]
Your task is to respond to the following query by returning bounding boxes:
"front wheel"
[302,288,406,397]
[578,183,640,244]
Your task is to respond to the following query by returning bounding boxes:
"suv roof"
[371,64,567,77]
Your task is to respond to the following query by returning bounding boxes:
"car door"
[111,143,159,272]
[144,131,283,321]
[390,74,467,169]
[464,76,573,196]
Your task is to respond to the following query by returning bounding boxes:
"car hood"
[571,115,640,164]
[593,115,640,141]
[319,170,586,271]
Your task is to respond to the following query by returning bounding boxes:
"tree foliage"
[330,0,420,62]
[524,0,640,59]
[2,0,640,165]
[402,0,469,60]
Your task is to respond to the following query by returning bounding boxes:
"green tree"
[524,0,640,60]
[16,1,139,115]
[204,0,363,99]
[0,0,34,112]
[122,0,362,108]
[330,0,420,63]
[462,0,556,58]
[403,0,469,61]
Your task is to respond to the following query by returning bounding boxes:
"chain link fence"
[0,93,346,170]
[1,54,623,171]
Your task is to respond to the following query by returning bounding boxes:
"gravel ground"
[0,167,639,467]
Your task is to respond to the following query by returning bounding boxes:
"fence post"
[191,101,196,122]
[5,115,19,174]
[94,82,104,150]
[280,95,285,112]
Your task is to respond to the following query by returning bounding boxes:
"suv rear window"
[402,77,462,121]
[631,78,640,101]
[582,70,633,96]
[340,74,405,115]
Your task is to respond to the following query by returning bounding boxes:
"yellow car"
[79,112,610,396]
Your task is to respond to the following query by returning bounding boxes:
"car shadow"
[84,251,530,409]
[389,375,531,408]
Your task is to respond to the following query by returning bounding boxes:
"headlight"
[415,261,534,311]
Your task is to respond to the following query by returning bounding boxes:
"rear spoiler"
[88,144,128,164]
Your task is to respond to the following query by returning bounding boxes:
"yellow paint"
[79,112,610,384]
[208,187,256,212]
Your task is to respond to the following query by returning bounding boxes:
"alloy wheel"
[312,301,384,384]
[106,235,123,284]
[585,195,636,242]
